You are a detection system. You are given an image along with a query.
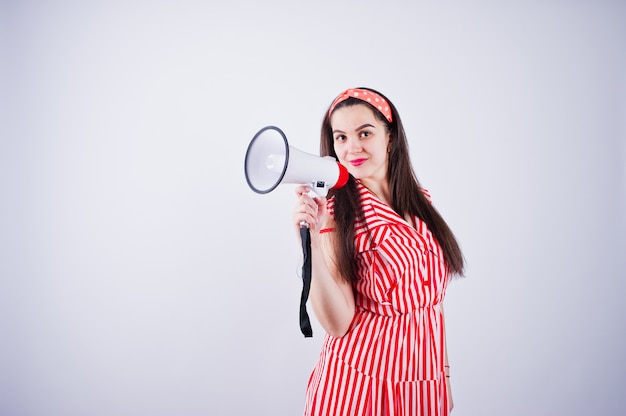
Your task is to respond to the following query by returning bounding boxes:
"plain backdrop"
[1,1,625,415]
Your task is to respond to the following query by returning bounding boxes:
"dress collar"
[355,180,413,229]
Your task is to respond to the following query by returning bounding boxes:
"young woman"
[293,87,465,415]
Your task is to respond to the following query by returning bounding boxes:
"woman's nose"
[346,137,362,153]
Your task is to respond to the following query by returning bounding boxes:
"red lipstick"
[350,158,367,167]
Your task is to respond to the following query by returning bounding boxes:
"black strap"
[299,227,313,337]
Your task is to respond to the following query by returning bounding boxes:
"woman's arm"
[293,185,355,338]
[309,224,355,337]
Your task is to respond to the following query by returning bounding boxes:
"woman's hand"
[293,185,328,235]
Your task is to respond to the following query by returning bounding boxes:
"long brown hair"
[320,87,465,283]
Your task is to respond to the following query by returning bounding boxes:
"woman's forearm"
[308,238,355,338]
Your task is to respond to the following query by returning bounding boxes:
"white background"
[1,1,625,415]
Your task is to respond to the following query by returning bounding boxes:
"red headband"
[328,88,393,123]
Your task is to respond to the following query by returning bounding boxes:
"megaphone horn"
[244,126,349,197]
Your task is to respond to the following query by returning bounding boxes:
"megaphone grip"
[299,227,313,338]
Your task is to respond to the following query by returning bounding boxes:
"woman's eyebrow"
[332,123,376,134]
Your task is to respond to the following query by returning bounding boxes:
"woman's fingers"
[293,197,316,228]
[293,186,326,230]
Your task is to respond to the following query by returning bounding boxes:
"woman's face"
[330,104,391,187]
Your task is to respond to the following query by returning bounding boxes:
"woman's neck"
[360,178,391,207]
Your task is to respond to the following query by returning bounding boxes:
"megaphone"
[244,125,348,338]
[244,126,349,197]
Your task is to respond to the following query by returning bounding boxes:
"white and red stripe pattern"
[304,181,450,416]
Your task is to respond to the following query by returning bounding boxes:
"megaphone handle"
[299,226,313,338]
[299,220,309,228]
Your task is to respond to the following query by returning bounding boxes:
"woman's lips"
[350,158,367,167]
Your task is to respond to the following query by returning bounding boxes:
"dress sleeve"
[420,188,432,204]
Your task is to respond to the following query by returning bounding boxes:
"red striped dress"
[304,181,450,416]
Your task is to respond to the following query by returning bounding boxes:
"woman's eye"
[360,131,371,138]
[334,135,346,142]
